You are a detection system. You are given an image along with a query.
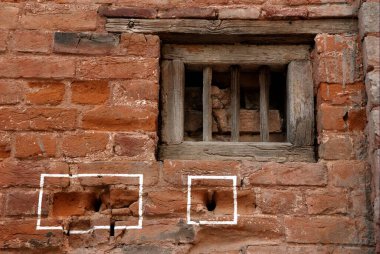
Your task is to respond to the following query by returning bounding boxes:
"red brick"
[14,133,57,159]
[0,108,77,131]
[0,219,63,249]
[114,133,156,159]
[5,189,40,216]
[82,105,157,132]
[332,246,377,254]
[306,189,348,214]
[158,7,217,19]
[319,134,355,160]
[71,81,109,104]
[77,161,159,186]
[318,83,365,106]
[285,216,357,244]
[0,161,69,188]
[256,189,305,214]
[246,245,286,254]
[52,192,97,217]
[0,80,24,105]
[26,82,65,105]
[189,217,283,252]
[9,30,52,53]
[117,34,160,58]
[0,132,11,159]
[318,103,347,131]
[0,4,19,29]
[76,57,158,80]
[286,245,330,254]
[62,133,109,157]
[328,160,368,188]
[98,6,158,18]
[348,108,366,131]
[261,6,308,19]
[351,190,369,216]
[112,80,159,104]
[163,160,240,186]
[0,56,76,78]
[247,162,327,186]
[20,3,97,31]
[110,187,139,209]
[307,4,357,17]
[0,30,8,52]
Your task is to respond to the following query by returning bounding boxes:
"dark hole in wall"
[206,190,217,211]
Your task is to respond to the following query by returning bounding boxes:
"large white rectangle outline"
[36,173,143,234]
[187,175,238,225]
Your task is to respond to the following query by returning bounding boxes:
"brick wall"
[0,0,377,253]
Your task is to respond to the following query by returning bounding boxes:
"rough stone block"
[359,2,380,38]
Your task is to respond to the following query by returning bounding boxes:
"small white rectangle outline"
[187,175,238,225]
[36,173,143,234]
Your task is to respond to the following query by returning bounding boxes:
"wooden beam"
[106,18,358,35]
[259,66,270,142]
[287,60,314,146]
[203,66,212,141]
[162,44,310,65]
[159,142,315,162]
[231,66,240,142]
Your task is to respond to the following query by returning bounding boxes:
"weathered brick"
[348,108,366,131]
[20,3,97,31]
[319,134,355,160]
[246,245,286,254]
[114,133,156,159]
[306,189,348,215]
[351,189,369,216]
[0,132,11,159]
[112,80,159,104]
[14,133,57,159]
[247,162,327,186]
[318,103,347,132]
[109,187,139,209]
[191,217,283,252]
[163,160,240,186]
[256,189,305,214]
[53,32,119,55]
[285,216,357,244]
[0,30,8,52]
[62,133,109,157]
[98,6,157,18]
[308,4,357,17]
[363,36,380,72]
[286,245,330,254]
[71,80,109,104]
[0,4,19,29]
[5,189,40,216]
[369,109,380,149]
[261,6,307,19]
[317,82,365,106]
[0,219,63,249]
[76,57,158,80]
[359,2,380,38]
[77,161,159,186]
[0,56,76,78]
[0,161,69,188]
[158,7,217,19]
[366,70,380,107]
[26,82,65,105]
[0,108,77,131]
[117,34,160,58]
[82,105,157,131]
[328,160,368,188]
[52,192,97,217]
[0,80,24,105]
[218,8,260,19]
[9,30,52,53]
[332,246,376,254]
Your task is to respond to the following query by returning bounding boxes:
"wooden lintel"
[159,142,315,162]
[106,18,358,36]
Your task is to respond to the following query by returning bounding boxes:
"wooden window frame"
[159,44,314,162]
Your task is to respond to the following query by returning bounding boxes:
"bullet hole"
[94,197,102,212]
[206,190,217,211]
[343,111,348,122]
[110,221,115,237]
